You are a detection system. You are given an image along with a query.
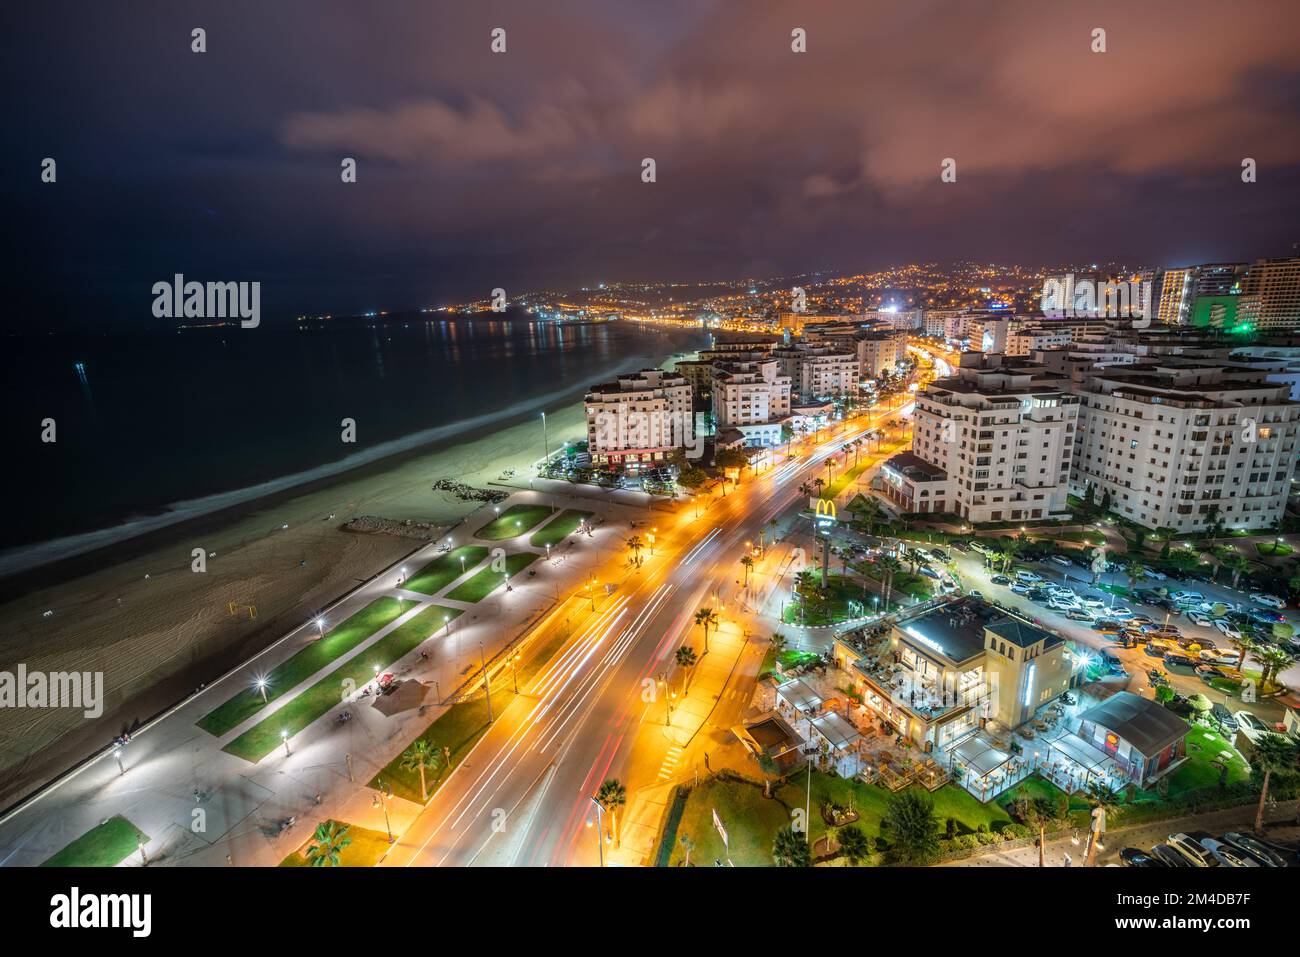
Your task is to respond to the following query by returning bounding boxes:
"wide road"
[382,406,909,867]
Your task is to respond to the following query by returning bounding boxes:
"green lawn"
[821,459,871,500]
[279,820,391,867]
[1256,542,1293,557]
[445,552,538,603]
[661,769,1011,866]
[223,605,461,762]
[198,597,416,737]
[475,504,554,541]
[404,546,489,595]
[371,694,497,804]
[758,647,822,681]
[529,509,593,549]
[41,815,148,867]
[784,573,876,626]
[1163,725,1251,795]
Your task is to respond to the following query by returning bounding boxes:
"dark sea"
[1,314,708,573]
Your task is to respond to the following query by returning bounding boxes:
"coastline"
[0,346,687,805]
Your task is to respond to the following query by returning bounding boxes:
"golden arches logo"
[814,499,837,520]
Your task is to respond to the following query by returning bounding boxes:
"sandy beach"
[0,367,643,809]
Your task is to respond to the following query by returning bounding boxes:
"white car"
[1014,569,1042,583]
[1253,594,1286,610]
[1141,567,1167,581]
[969,540,990,555]
[1048,598,1080,611]
[1233,710,1275,746]
[1108,607,1135,620]
[1187,610,1212,626]
[1049,555,1072,567]
[1214,620,1243,640]
[1171,591,1204,604]
[1080,596,1106,609]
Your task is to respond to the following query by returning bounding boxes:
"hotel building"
[584,369,694,470]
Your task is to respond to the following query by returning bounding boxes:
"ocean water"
[1,314,707,572]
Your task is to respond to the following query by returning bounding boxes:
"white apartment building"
[773,346,859,401]
[904,353,1078,523]
[1070,362,1300,532]
[856,330,905,379]
[711,359,792,447]
[584,369,694,470]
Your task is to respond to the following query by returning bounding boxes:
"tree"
[625,535,645,564]
[1227,636,1256,675]
[812,477,826,497]
[877,555,902,612]
[1155,527,1177,559]
[1222,553,1251,591]
[837,824,869,865]
[882,790,940,864]
[595,778,627,848]
[679,833,695,867]
[1257,645,1293,691]
[1124,558,1146,595]
[772,825,812,867]
[740,554,755,587]
[1204,503,1225,540]
[1154,684,1175,705]
[305,820,352,867]
[694,606,719,654]
[674,644,698,692]
[1080,782,1120,866]
[400,739,440,802]
[1251,734,1300,833]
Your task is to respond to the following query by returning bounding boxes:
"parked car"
[1014,569,1042,583]
[1163,652,1197,668]
[1196,664,1229,683]
[1200,649,1240,667]
[1233,710,1274,746]
[1049,555,1072,568]
[1120,847,1167,867]
[1108,607,1135,620]
[1253,594,1286,610]
[950,540,971,553]
[1142,567,1167,581]
[1167,833,1218,867]
[990,575,1011,586]
[1249,608,1286,625]
[1210,703,1238,734]
[1221,832,1295,868]
[1010,582,1031,595]
[1214,620,1243,640]
[968,589,983,600]
[1187,610,1213,626]
[1171,590,1204,604]
[969,540,990,555]
[1066,608,1095,621]
[1150,844,1194,868]
[1094,619,1122,635]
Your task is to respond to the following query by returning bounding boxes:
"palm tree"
[812,477,826,497]
[740,554,755,587]
[400,739,440,802]
[877,555,902,612]
[1223,553,1251,591]
[674,644,698,692]
[771,632,787,653]
[595,778,627,848]
[1257,645,1292,692]
[1123,558,1146,595]
[305,820,352,867]
[1227,636,1257,675]
[694,607,719,654]
[1080,782,1120,866]
[625,535,645,564]
[768,518,779,544]
[1154,526,1178,558]
[772,825,811,867]
[837,824,869,865]
[1251,734,1300,833]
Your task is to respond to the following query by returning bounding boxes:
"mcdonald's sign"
[813,499,837,522]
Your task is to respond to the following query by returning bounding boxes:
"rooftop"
[882,451,947,483]
[1078,690,1190,758]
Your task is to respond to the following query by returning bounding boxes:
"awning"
[775,677,823,714]
[811,712,863,751]
[950,736,1011,778]
[1049,733,1118,774]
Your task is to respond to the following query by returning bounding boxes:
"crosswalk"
[656,745,684,781]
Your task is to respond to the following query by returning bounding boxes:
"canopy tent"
[811,712,863,751]
[1045,733,1127,793]
[775,677,823,715]
[950,735,1011,778]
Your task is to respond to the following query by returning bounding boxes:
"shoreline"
[0,346,691,806]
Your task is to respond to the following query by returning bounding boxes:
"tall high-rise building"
[584,369,695,471]
[1238,257,1300,332]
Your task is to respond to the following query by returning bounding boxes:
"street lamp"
[459,554,467,575]
[372,783,394,843]
[113,745,124,775]
[256,677,269,703]
[315,617,325,639]
[510,651,522,693]
[443,614,451,636]
[281,729,291,758]
[588,797,611,866]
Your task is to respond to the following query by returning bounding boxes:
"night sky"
[6,0,1300,329]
